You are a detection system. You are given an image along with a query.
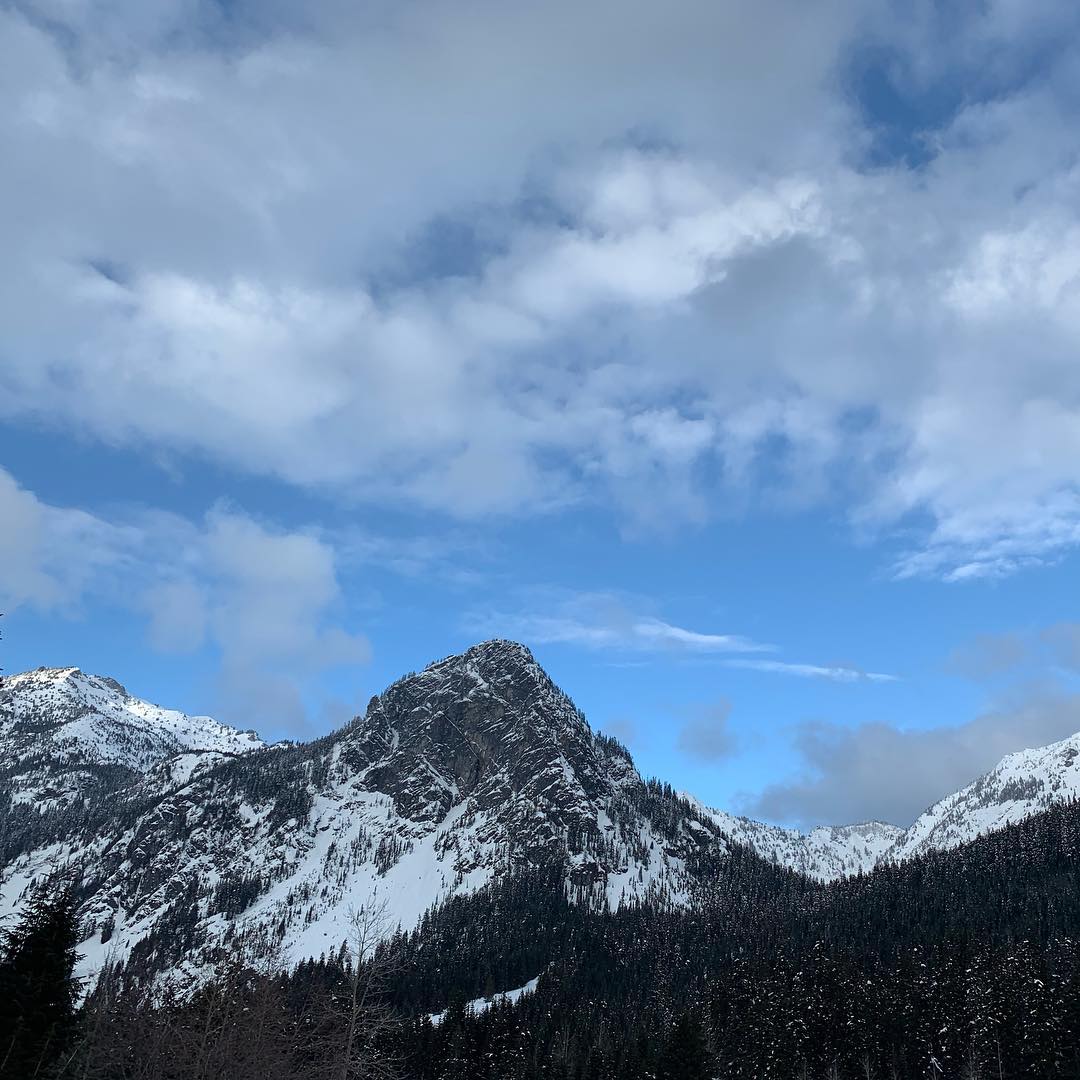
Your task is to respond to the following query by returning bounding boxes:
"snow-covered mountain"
[694,729,1080,881]
[688,801,903,881]
[4,642,1080,987]
[882,730,1080,863]
[1,642,733,986]
[0,666,263,813]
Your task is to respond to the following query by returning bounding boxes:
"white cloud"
[725,659,898,682]
[0,469,68,611]
[3,2,1080,574]
[631,618,770,654]
[0,467,369,732]
[201,509,370,684]
[0,469,150,615]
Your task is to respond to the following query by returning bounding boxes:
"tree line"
[6,798,1080,1078]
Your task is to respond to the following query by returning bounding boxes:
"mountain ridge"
[1,641,730,987]
[3,640,1080,988]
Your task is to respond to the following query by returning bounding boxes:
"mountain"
[1,642,733,986]
[0,666,262,828]
[882,729,1080,862]
[3,641,1080,989]
[695,730,1080,881]
[687,801,903,880]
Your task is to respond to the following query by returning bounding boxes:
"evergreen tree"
[656,1010,710,1080]
[0,884,81,1078]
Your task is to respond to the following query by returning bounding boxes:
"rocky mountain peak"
[453,637,539,669]
[340,640,606,828]
[381,638,583,733]
[10,645,1080,990]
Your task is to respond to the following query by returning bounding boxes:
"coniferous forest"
[5,796,1080,1079]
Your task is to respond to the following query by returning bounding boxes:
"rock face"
[0,642,729,987]
[341,641,619,836]
[5,641,1080,987]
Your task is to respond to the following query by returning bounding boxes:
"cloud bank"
[2,2,1080,575]
[747,684,1080,828]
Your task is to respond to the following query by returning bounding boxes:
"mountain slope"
[688,800,902,880]
[696,729,1080,881]
[1,642,733,987]
[883,729,1080,863]
[0,666,263,836]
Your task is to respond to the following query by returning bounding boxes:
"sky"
[4,0,1080,830]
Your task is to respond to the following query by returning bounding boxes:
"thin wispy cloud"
[465,592,895,684]
[630,618,771,654]
[463,592,773,656]
[725,659,899,683]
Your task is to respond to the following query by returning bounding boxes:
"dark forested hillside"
[382,797,1080,1079]
[14,796,1079,1079]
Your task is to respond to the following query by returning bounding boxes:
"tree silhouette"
[0,883,81,1078]
[656,1010,711,1080]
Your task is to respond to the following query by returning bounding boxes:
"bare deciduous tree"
[302,900,402,1080]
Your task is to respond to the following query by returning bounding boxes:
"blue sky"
[4,0,1080,828]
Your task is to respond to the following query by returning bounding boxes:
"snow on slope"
[687,798,902,882]
[7,646,1080,990]
[2,642,733,990]
[429,976,541,1024]
[694,728,1080,881]
[2,666,263,770]
[883,730,1080,863]
[0,667,264,817]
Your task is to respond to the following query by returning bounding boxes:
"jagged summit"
[341,638,605,829]
[433,637,539,668]
[5,665,128,697]
[381,639,573,726]
[384,639,553,705]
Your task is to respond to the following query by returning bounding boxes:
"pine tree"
[656,1010,711,1080]
[0,884,81,1078]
